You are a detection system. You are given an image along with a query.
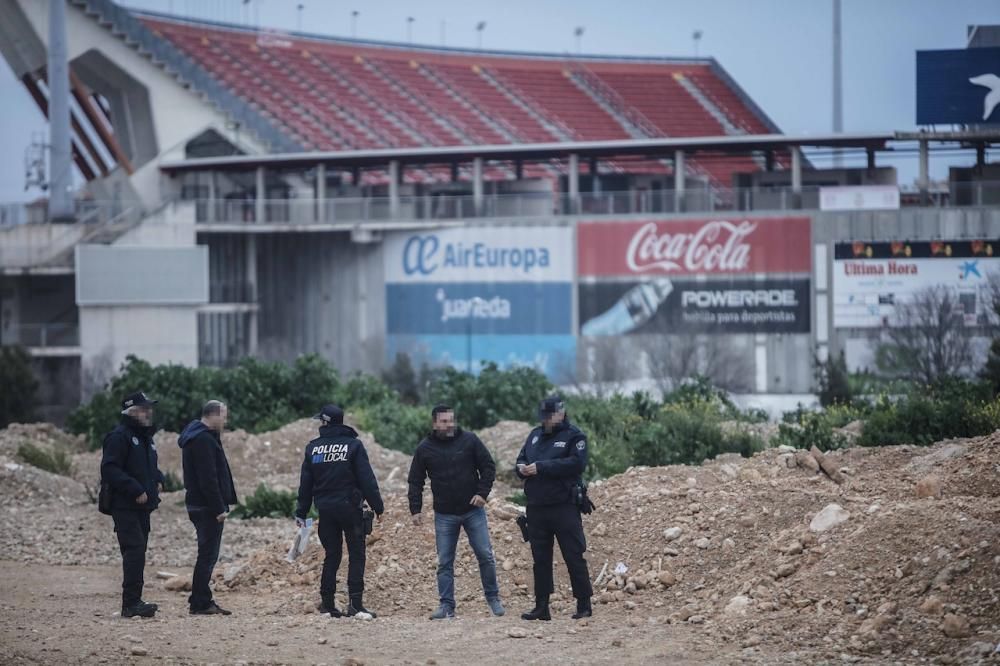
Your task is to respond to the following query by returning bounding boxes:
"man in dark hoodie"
[295,404,384,618]
[178,400,238,615]
[408,404,503,620]
[100,391,165,618]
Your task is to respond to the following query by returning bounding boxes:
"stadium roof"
[160,132,893,172]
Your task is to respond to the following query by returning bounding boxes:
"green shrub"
[859,380,1000,447]
[161,470,184,492]
[231,483,300,519]
[816,352,852,407]
[507,491,527,506]
[428,362,552,430]
[68,354,338,449]
[16,442,73,476]
[0,346,39,428]
[354,401,428,455]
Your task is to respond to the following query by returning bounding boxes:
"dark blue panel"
[386,282,572,335]
[916,48,1000,125]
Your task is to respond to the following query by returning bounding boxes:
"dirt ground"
[1,419,999,664]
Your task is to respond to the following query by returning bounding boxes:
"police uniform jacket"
[514,420,588,506]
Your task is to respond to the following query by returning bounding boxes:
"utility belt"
[516,481,595,542]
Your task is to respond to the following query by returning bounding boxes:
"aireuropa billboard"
[384,226,574,375]
[916,48,1000,125]
[577,217,812,336]
[833,240,1000,328]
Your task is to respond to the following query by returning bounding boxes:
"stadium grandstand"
[1,0,998,421]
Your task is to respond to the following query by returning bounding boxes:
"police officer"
[100,391,165,618]
[295,404,384,618]
[515,395,593,621]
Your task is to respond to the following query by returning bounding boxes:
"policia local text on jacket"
[515,416,594,619]
[296,416,385,616]
[100,408,164,614]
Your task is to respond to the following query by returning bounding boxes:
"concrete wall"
[79,305,199,397]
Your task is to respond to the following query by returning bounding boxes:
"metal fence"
[2,323,80,348]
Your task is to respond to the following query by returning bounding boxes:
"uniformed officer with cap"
[515,395,594,621]
[295,404,385,618]
[100,391,165,618]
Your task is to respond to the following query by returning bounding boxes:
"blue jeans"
[434,507,499,610]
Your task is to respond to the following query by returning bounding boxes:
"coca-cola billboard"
[577,217,811,276]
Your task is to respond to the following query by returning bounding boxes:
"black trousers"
[526,503,593,602]
[112,510,151,607]
[317,505,366,599]
[188,511,225,610]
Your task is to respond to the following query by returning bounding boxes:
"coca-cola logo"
[625,220,757,273]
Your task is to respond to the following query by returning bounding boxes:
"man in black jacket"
[296,404,384,618]
[408,405,503,620]
[515,395,593,621]
[178,400,238,615]
[100,391,165,618]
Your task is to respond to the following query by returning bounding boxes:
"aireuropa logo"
[402,234,551,276]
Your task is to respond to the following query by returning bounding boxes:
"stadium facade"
[1,0,999,420]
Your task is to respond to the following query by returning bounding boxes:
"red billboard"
[577,217,812,277]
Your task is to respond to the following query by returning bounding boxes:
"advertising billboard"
[384,226,574,375]
[577,217,812,336]
[832,240,1000,328]
[916,48,1000,126]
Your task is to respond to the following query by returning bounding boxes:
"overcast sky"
[1,0,998,202]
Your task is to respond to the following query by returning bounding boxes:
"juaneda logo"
[626,220,756,273]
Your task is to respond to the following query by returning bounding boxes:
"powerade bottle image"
[580,278,673,336]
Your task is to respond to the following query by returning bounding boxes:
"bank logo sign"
[387,227,572,283]
[917,48,1000,126]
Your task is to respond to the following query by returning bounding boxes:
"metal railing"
[2,323,80,348]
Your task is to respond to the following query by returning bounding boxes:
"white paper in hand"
[286,518,313,562]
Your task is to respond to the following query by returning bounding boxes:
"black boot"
[320,593,343,618]
[347,594,376,619]
[572,597,592,620]
[520,597,551,621]
[122,601,157,618]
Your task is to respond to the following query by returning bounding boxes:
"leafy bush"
[816,352,852,407]
[17,442,73,476]
[68,354,339,449]
[231,483,299,519]
[354,401,428,455]
[0,346,39,428]
[161,470,184,492]
[859,380,1000,447]
[428,363,553,430]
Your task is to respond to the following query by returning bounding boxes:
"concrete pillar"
[206,171,216,223]
[765,150,775,172]
[918,140,929,205]
[316,163,326,222]
[674,150,685,212]
[866,148,876,170]
[976,143,986,172]
[388,160,400,218]
[590,157,601,194]
[514,160,523,180]
[568,153,579,213]
[791,147,802,209]
[472,157,484,216]
[246,235,258,355]
[48,0,74,222]
[255,166,265,223]
[450,162,459,182]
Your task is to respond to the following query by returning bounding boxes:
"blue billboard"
[384,226,575,376]
[916,48,1000,125]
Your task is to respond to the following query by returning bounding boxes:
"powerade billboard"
[916,48,1000,125]
[384,227,574,376]
[577,217,812,336]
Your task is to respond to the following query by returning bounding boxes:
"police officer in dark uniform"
[515,395,593,621]
[100,391,165,618]
[295,404,385,618]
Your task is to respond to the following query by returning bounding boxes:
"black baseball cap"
[538,395,565,420]
[313,404,344,425]
[121,391,157,411]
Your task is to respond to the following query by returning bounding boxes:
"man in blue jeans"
[408,405,503,620]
